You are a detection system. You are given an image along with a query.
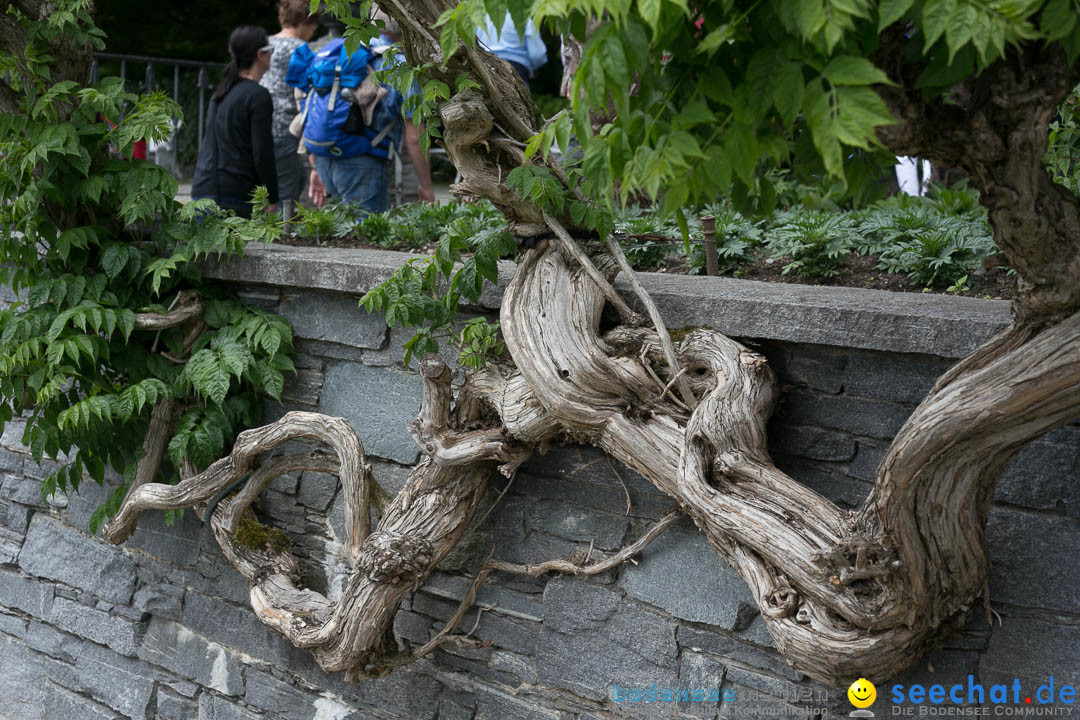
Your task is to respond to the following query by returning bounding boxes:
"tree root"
[486,509,681,577]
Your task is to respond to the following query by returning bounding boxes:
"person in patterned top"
[260,0,321,219]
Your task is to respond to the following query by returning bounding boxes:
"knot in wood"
[359,531,434,584]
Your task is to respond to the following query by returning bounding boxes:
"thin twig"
[605,232,698,410]
[368,564,495,673]
[605,456,632,516]
[542,211,640,324]
[485,510,681,577]
[473,473,516,529]
[658,367,688,403]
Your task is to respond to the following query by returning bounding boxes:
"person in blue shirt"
[476,11,548,85]
[370,10,434,205]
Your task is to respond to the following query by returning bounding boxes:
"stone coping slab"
[203,244,1011,359]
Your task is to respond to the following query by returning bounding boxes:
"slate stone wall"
[0,247,1077,720]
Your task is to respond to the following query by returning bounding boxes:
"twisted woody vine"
[1,0,1079,688]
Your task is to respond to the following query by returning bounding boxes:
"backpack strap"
[327,61,342,111]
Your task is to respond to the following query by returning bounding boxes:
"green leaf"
[185,348,231,405]
[822,56,893,86]
[598,31,630,88]
[696,23,737,55]
[803,79,843,178]
[878,0,915,30]
[945,2,978,62]
[724,123,758,186]
[773,62,805,128]
[1039,0,1077,40]
[922,0,957,51]
[218,341,253,380]
[638,0,663,36]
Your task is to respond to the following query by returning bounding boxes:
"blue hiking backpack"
[286,38,398,159]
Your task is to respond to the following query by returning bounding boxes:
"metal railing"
[90,52,225,161]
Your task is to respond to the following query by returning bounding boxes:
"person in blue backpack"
[286,19,424,213]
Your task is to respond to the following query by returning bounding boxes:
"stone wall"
[0,245,1077,720]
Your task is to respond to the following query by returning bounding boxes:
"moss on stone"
[235,512,291,554]
[668,325,714,344]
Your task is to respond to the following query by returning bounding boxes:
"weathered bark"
[100,3,1080,689]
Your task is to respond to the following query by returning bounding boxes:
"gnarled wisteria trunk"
[103,0,1080,686]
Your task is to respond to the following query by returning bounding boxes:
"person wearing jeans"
[313,154,390,213]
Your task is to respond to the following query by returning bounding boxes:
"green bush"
[0,4,292,532]
[687,203,763,275]
[764,210,861,279]
[1046,85,1080,197]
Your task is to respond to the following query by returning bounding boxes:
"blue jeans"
[314,154,389,214]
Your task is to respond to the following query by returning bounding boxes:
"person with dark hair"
[191,25,279,218]
[260,0,321,219]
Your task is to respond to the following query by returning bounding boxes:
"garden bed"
[276,182,1016,300]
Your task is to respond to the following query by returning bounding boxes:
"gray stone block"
[437,697,475,720]
[768,424,857,462]
[25,620,80,661]
[133,583,185,621]
[245,668,320,720]
[719,682,807,719]
[0,526,21,565]
[982,614,1080,692]
[126,506,204,567]
[235,286,282,308]
[539,578,677,710]
[0,448,24,473]
[1,471,65,508]
[986,506,1080,614]
[842,350,951,405]
[298,471,339,511]
[319,363,422,464]
[0,419,26,451]
[772,344,846,394]
[618,519,757,629]
[0,632,80,720]
[49,596,141,657]
[198,693,265,720]
[780,389,912,440]
[139,617,244,696]
[0,609,27,637]
[846,440,888,483]
[73,641,156,719]
[525,499,629,549]
[475,685,561,720]
[678,627,800,681]
[996,426,1080,518]
[676,650,725,719]
[45,683,121,720]
[4,500,32,532]
[18,514,138,604]
[421,572,544,622]
[298,665,441,720]
[410,592,539,657]
[294,338,367,363]
[278,291,387,349]
[182,590,309,668]
[157,687,198,720]
[490,650,538,685]
[0,567,55,617]
[722,667,801,702]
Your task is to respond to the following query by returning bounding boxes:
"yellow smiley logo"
[848,678,876,708]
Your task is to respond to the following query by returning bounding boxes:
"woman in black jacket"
[192,26,279,218]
